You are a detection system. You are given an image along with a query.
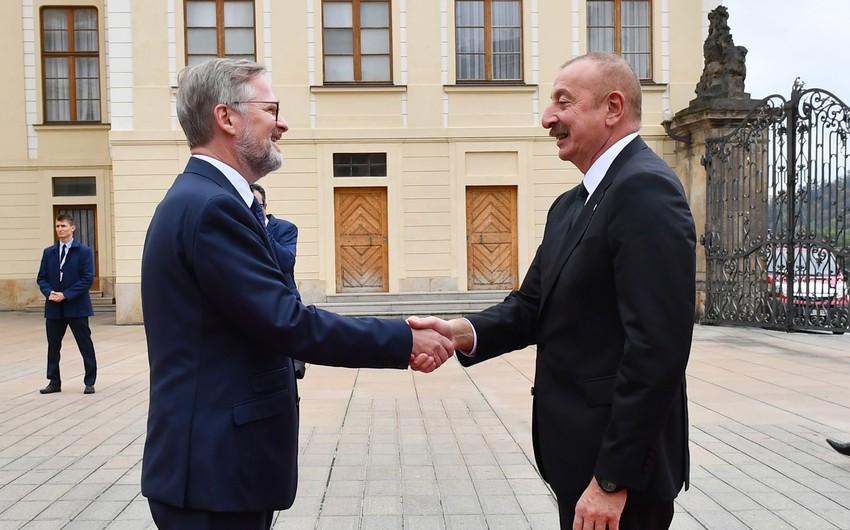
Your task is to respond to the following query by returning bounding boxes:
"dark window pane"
[57,207,96,247]
[324,27,354,54]
[333,153,387,177]
[53,177,97,197]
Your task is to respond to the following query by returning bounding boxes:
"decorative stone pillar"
[663,6,759,320]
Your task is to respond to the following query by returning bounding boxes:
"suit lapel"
[540,186,599,310]
[183,157,275,252]
[539,137,648,309]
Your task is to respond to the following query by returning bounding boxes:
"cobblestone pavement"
[0,311,848,529]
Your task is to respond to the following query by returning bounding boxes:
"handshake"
[405,316,474,373]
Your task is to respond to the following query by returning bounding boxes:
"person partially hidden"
[827,438,850,456]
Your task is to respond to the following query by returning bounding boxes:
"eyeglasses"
[231,100,280,122]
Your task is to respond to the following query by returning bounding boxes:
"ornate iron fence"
[703,83,850,333]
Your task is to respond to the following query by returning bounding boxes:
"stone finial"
[695,6,749,99]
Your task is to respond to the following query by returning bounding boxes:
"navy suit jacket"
[266,214,299,297]
[36,240,94,319]
[459,137,696,506]
[140,157,411,512]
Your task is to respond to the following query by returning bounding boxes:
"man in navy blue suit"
[140,59,452,529]
[36,213,97,395]
[250,182,306,378]
[411,53,695,529]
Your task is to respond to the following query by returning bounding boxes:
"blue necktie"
[250,198,266,228]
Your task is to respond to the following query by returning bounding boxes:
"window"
[323,0,391,83]
[52,177,97,197]
[587,0,651,80]
[185,0,255,66]
[41,7,101,123]
[333,153,387,177]
[455,0,522,82]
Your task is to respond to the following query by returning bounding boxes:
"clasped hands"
[405,316,473,373]
[48,291,66,302]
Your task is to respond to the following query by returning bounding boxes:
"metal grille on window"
[333,153,387,177]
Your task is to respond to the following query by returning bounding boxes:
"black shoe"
[84,385,95,394]
[827,438,850,456]
[39,384,61,394]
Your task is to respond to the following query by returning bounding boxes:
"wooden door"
[466,186,518,290]
[54,205,100,291]
[334,188,389,293]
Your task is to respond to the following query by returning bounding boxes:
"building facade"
[0,0,713,323]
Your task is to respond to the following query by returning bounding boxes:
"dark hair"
[250,183,266,205]
[56,213,75,226]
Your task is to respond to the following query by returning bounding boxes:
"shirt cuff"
[457,317,478,357]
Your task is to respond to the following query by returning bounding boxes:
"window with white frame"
[323,0,392,83]
[455,0,522,82]
[41,7,101,123]
[587,0,652,80]
[185,0,255,66]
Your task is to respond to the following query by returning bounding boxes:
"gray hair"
[562,52,642,128]
[176,59,267,148]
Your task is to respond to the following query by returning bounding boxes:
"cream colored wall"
[0,1,37,308]
[0,0,113,310]
[0,0,705,321]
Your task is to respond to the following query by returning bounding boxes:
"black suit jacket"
[460,137,696,505]
[141,157,412,512]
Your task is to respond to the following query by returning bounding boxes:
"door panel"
[466,186,518,290]
[334,188,389,293]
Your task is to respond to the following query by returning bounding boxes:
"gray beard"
[236,129,284,178]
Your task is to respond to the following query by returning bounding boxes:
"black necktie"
[570,183,589,230]
[250,198,266,228]
[59,244,67,267]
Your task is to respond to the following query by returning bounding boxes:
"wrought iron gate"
[703,83,850,333]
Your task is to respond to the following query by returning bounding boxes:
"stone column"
[666,99,759,320]
[663,5,761,321]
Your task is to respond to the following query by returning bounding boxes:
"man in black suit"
[36,213,97,395]
[141,59,451,529]
[411,52,696,529]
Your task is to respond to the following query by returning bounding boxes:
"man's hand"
[407,326,453,373]
[409,353,436,373]
[407,316,474,351]
[48,291,65,302]
[573,478,627,530]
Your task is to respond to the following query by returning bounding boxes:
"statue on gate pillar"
[695,6,749,99]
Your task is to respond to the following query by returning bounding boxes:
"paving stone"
[441,495,482,515]
[2,314,850,528]
[444,514,488,529]
[403,514,448,529]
